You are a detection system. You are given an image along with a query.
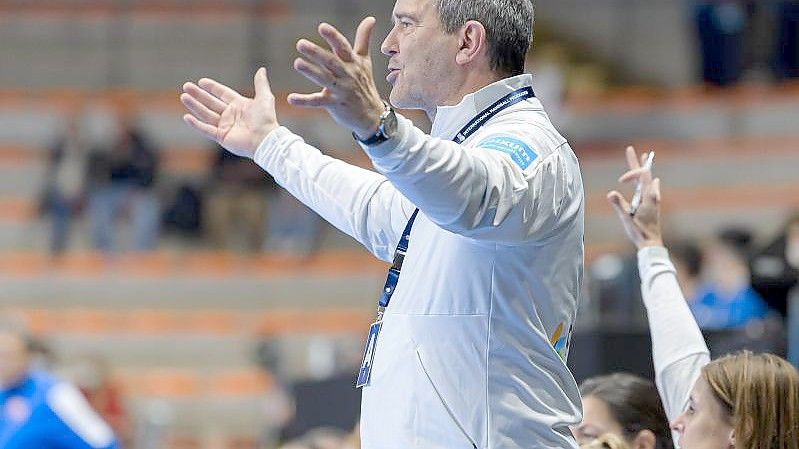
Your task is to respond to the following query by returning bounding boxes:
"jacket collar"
[430,74,541,139]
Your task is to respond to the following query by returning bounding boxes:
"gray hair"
[434,0,534,76]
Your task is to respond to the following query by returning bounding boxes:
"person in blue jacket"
[0,320,120,449]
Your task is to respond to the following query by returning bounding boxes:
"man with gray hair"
[180,0,583,447]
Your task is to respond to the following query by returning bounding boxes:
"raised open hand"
[607,146,664,249]
[181,68,279,159]
[289,17,386,139]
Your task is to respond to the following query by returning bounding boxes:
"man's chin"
[388,90,411,110]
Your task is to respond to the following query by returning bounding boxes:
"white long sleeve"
[253,127,415,262]
[363,113,583,244]
[638,246,711,423]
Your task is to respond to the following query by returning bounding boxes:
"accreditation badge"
[355,320,382,388]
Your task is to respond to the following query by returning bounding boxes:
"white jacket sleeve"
[637,246,711,423]
[363,115,582,243]
[253,127,415,262]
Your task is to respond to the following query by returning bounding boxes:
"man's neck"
[425,70,509,121]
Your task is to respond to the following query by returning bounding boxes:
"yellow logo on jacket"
[550,322,572,362]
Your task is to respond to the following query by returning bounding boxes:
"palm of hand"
[217,98,264,158]
[181,68,278,159]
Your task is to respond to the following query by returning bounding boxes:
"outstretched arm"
[179,40,411,260]
[608,146,710,423]
[290,19,581,243]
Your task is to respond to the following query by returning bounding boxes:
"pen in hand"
[629,151,655,216]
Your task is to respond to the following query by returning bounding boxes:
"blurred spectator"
[751,213,799,366]
[790,287,799,368]
[40,114,88,254]
[585,253,645,328]
[693,0,747,86]
[205,144,279,252]
[260,121,324,256]
[751,213,799,316]
[264,190,323,255]
[775,0,799,79]
[688,228,769,329]
[0,318,119,449]
[161,182,204,238]
[61,355,131,448]
[667,240,703,301]
[87,117,160,252]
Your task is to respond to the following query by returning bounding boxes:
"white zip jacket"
[254,75,584,449]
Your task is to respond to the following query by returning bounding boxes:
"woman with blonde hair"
[606,146,799,449]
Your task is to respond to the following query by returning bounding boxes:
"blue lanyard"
[376,86,535,318]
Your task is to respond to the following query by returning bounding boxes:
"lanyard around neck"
[376,85,535,317]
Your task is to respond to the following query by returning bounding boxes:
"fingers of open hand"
[294,57,337,91]
[297,39,347,77]
[319,23,355,63]
[183,113,219,141]
[183,82,227,114]
[198,78,240,103]
[353,17,376,56]
[618,167,652,184]
[625,145,641,170]
[180,92,220,125]
[287,91,329,108]
[650,178,662,203]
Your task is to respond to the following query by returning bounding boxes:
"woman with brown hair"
[606,146,799,449]
[574,373,673,449]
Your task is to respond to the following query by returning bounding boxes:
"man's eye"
[400,21,413,28]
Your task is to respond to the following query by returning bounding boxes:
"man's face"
[380,0,460,113]
[670,377,734,449]
[0,331,29,389]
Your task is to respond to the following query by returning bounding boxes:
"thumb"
[253,67,272,99]
[607,190,631,214]
[607,190,634,225]
[354,16,376,56]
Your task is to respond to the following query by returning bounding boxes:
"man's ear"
[632,429,657,449]
[455,20,487,66]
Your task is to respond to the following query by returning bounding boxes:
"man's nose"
[381,27,398,56]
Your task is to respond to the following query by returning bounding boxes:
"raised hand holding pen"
[629,150,654,215]
[607,146,663,249]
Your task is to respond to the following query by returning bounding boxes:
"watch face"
[382,109,398,138]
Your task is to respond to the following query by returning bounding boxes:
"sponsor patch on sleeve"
[478,135,538,170]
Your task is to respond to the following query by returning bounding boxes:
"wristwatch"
[353,101,398,146]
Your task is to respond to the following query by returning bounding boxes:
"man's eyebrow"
[392,13,416,24]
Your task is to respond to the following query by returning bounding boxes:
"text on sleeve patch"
[477,136,538,170]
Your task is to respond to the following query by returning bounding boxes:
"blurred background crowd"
[0,0,798,448]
